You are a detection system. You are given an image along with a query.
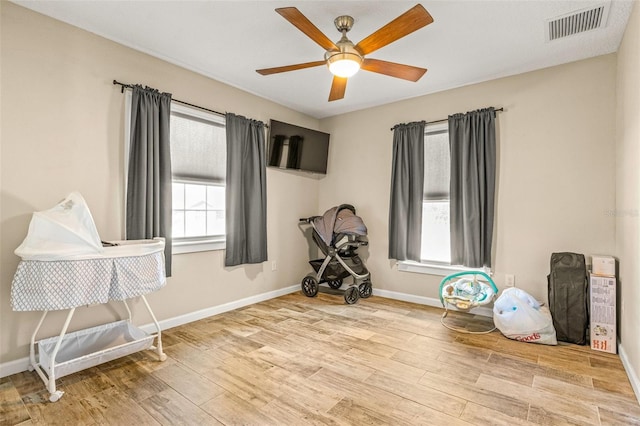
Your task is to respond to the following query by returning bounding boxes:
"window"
[421,122,451,264]
[398,114,495,276]
[398,121,485,276]
[398,123,478,276]
[169,103,226,253]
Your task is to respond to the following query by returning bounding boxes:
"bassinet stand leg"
[30,308,76,402]
[139,295,166,361]
[122,298,133,322]
[29,311,48,372]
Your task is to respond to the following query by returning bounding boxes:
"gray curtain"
[388,121,425,261]
[448,107,496,268]
[225,113,268,266]
[126,85,173,276]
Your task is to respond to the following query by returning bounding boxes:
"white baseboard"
[0,284,299,379]
[618,343,640,405]
[138,284,299,334]
[0,357,31,379]
[372,288,493,317]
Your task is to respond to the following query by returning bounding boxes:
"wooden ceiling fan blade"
[329,76,347,101]
[355,5,434,56]
[256,61,326,75]
[276,7,338,51]
[361,58,427,82]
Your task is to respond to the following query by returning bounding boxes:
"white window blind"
[170,111,226,183]
[423,128,450,201]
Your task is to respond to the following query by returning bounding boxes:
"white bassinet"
[10,192,167,402]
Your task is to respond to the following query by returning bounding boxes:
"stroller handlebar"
[299,216,320,224]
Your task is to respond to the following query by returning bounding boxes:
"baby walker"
[439,271,498,334]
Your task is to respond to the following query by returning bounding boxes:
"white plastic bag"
[493,287,557,345]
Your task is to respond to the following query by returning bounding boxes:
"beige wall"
[0,3,321,364]
[318,55,617,304]
[616,2,640,390]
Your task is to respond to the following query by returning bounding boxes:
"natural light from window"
[421,200,451,263]
[172,182,225,238]
[421,124,451,264]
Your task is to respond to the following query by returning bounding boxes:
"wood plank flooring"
[1,292,639,425]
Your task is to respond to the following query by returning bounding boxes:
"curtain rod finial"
[113,80,125,93]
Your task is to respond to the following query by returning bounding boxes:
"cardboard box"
[590,274,617,354]
[592,255,616,277]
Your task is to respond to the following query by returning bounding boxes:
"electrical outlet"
[271,261,277,271]
[505,274,515,287]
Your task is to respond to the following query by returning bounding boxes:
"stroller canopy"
[313,204,367,246]
[15,192,104,261]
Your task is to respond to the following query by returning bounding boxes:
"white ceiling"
[13,0,635,119]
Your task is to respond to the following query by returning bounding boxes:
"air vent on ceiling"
[546,2,610,41]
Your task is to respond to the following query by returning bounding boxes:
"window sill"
[397,260,487,277]
[173,238,225,254]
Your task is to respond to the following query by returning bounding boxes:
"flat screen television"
[267,119,330,174]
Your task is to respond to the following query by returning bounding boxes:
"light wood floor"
[2,291,639,425]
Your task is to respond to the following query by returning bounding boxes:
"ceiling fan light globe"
[327,53,362,78]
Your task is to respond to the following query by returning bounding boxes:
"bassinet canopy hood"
[313,204,368,246]
[15,192,104,261]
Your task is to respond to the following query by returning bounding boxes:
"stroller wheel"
[344,286,360,304]
[301,275,319,297]
[358,280,372,299]
[328,279,343,289]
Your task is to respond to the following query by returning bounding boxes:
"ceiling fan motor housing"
[325,14,362,76]
[324,40,363,77]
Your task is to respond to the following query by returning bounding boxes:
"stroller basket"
[309,259,351,281]
[309,255,367,281]
[299,204,372,304]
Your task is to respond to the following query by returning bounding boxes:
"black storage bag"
[547,252,589,345]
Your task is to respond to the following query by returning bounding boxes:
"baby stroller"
[299,204,372,304]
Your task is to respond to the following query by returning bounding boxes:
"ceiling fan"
[256,4,434,102]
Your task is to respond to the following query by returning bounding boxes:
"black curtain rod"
[390,107,504,130]
[113,79,226,118]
